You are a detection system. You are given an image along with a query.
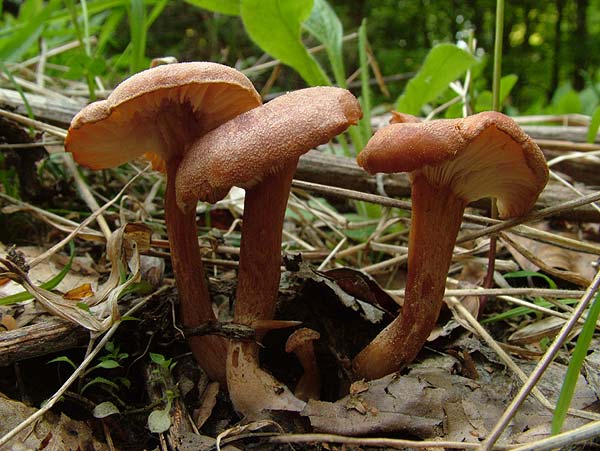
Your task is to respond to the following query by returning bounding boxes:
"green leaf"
[148,407,171,433]
[77,302,91,313]
[504,270,557,290]
[587,106,600,144]
[303,0,344,86]
[184,0,240,15]
[149,352,166,366]
[96,359,121,369]
[552,293,600,434]
[48,356,78,370]
[0,0,60,62]
[396,43,477,115]
[481,298,578,324]
[549,86,582,115]
[0,241,76,306]
[81,376,120,394]
[93,401,120,418]
[240,0,330,86]
[474,74,519,112]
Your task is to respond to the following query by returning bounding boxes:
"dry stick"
[27,169,147,268]
[0,287,167,448]
[0,108,113,239]
[63,154,112,240]
[457,190,600,245]
[507,419,600,451]
[499,232,592,287]
[444,297,554,413]
[389,287,584,298]
[480,268,600,451]
[292,180,600,255]
[447,296,600,421]
[268,433,513,450]
[317,237,347,271]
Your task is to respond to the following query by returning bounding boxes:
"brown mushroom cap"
[65,62,261,171]
[285,328,321,353]
[175,86,362,210]
[357,111,549,218]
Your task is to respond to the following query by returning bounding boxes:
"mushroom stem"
[227,161,305,414]
[234,161,297,324]
[165,160,227,384]
[352,173,466,380]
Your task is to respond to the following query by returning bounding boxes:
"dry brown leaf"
[302,356,596,445]
[0,314,17,330]
[193,381,220,429]
[508,316,581,345]
[62,282,94,300]
[0,393,110,450]
[504,222,597,285]
[0,224,141,333]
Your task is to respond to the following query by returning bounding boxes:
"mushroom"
[175,86,362,415]
[352,111,549,380]
[285,328,321,401]
[65,62,262,384]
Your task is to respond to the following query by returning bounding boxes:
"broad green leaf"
[148,407,171,433]
[0,0,60,62]
[474,74,519,112]
[396,43,477,115]
[241,0,330,86]
[96,359,121,369]
[185,0,240,15]
[549,85,582,115]
[304,0,345,86]
[150,352,167,366]
[587,106,600,143]
[93,401,121,418]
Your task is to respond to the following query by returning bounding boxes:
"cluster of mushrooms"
[65,62,549,417]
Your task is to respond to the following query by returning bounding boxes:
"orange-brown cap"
[357,111,549,218]
[65,62,262,171]
[285,328,321,353]
[175,86,362,210]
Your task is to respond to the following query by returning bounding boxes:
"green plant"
[147,352,178,433]
[48,340,130,400]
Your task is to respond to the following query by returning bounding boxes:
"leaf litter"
[0,69,600,451]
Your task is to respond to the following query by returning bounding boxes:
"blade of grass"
[128,0,146,73]
[551,292,600,434]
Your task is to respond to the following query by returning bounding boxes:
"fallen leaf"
[302,356,597,445]
[0,393,110,450]
[0,314,17,330]
[63,283,94,300]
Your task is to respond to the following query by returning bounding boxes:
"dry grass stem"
[268,433,513,450]
[480,268,600,450]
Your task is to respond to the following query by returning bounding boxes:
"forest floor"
[0,85,599,451]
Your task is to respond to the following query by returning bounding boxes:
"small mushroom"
[285,328,321,401]
[65,62,262,384]
[352,111,549,380]
[176,86,362,415]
